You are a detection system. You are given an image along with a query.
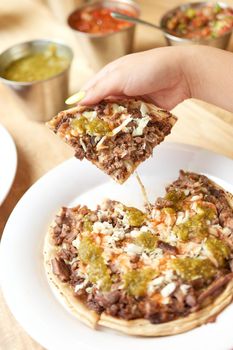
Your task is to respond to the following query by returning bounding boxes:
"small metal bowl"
[0,40,73,122]
[160,2,233,49]
[67,0,140,71]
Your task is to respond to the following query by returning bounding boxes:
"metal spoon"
[111,11,165,33]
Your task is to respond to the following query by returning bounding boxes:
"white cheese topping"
[180,284,190,295]
[222,227,232,236]
[140,102,150,117]
[164,269,175,282]
[92,221,113,235]
[112,103,126,114]
[151,208,161,220]
[74,279,88,293]
[96,136,107,151]
[82,110,97,120]
[161,282,176,298]
[176,210,190,225]
[140,225,153,233]
[168,232,178,243]
[161,297,170,305]
[86,286,94,294]
[190,194,203,202]
[129,229,141,238]
[112,228,126,241]
[79,138,87,152]
[124,243,143,256]
[72,237,80,249]
[111,116,132,135]
[202,242,218,266]
[148,248,164,261]
[147,276,164,295]
[132,116,151,136]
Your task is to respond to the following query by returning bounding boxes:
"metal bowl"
[67,0,140,71]
[160,2,233,49]
[0,40,73,122]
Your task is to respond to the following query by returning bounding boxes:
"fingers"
[79,50,161,105]
[80,57,129,105]
[80,72,124,104]
[69,47,185,108]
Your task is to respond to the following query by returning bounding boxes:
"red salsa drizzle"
[68,6,136,34]
[165,3,233,40]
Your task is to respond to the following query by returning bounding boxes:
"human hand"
[68,45,233,113]
[78,46,190,110]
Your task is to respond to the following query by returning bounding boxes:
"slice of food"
[46,99,177,183]
[44,171,233,336]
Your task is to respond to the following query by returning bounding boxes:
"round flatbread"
[43,171,233,336]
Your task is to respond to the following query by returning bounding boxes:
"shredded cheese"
[112,103,126,114]
[82,110,97,120]
[96,136,107,151]
[161,282,176,297]
[79,138,87,152]
[140,102,150,117]
[132,116,151,136]
[111,116,132,135]
[124,243,143,256]
[135,172,151,210]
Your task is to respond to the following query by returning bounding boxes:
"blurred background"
[1,0,233,95]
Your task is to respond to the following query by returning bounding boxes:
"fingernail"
[65,91,86,105]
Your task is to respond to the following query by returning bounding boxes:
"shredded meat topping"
[47,99,176,183]
[47,171,233,323]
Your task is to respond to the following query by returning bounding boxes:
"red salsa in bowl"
[68,4,136,35]
[164,2,233,40]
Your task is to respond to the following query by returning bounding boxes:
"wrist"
[177,46,203,99]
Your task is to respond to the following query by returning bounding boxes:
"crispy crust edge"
[43,227,99,329]
[99,280,233,336]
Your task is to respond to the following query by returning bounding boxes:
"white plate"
[1,142,233,350]
[0,124,17,205]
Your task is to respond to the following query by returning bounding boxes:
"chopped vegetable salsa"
[68,5,136,34]
[165,3,233,40]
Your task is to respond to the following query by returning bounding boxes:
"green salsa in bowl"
[0,40,73,121]
[2,47,70,83]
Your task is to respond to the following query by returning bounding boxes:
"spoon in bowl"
[111,11,167,33]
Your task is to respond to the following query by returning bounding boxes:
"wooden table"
[1,0,233,349]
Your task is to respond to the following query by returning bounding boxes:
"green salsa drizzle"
[125,207,146,227]
[135,231,158,251]
[165,190,187,211]
[171,258,216,282]
[2,48,69,82]
[162,207,176,215]
[86,118,111,136]
[78,236,112,291]
[173,204,216,241]
[71,116,111,136]
[82,212,94,232]
[204,237,230,267]
[123,268,156,297]
[71,116,88,134]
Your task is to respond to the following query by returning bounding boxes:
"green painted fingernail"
[65,91,86,105]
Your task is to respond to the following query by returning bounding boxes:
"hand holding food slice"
[47,99,177,183]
